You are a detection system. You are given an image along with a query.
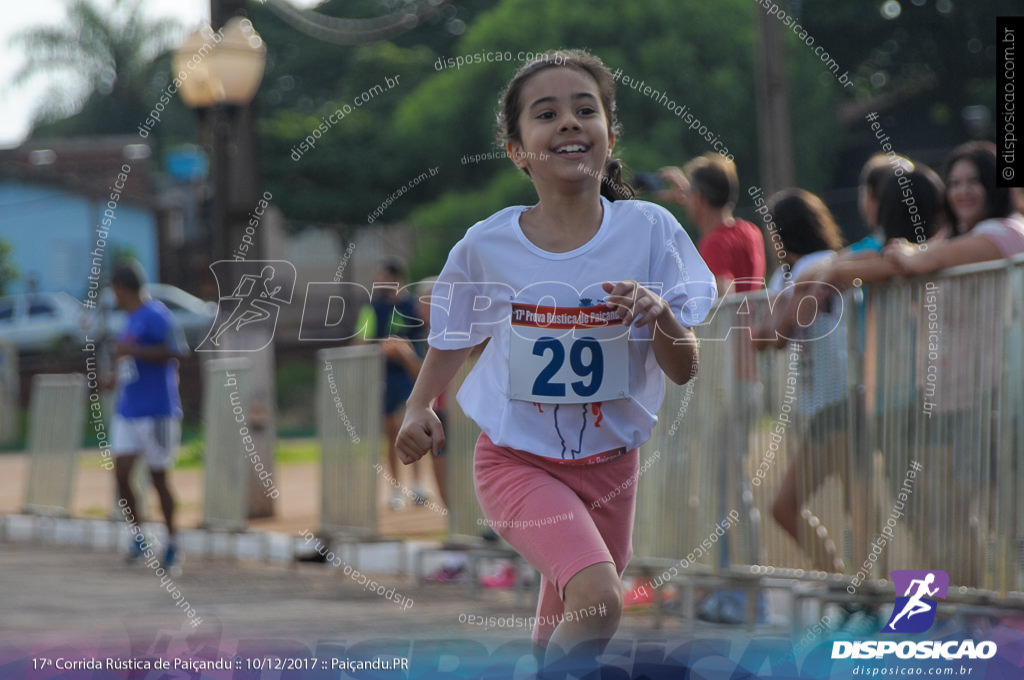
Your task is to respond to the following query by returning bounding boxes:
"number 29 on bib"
[508,303,630,404]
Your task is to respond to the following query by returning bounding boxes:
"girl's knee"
[565,572,623,623]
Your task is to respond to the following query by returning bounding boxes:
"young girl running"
[396,49,716,667]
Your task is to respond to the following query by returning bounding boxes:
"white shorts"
[111,416,181,471]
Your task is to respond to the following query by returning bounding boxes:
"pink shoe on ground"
[480,563,517,589]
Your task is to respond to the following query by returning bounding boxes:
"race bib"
[509,303,629,404]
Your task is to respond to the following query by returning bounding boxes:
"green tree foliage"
[13,0,185,139]
[20,0,1000,275]
[393,0,845,273]
[799,0,999,121]
[250,0,494,223]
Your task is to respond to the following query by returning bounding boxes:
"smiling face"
[946,158,988,230]
[505,67,615,191]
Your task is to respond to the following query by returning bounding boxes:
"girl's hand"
[602,280,668,333]
[883,239,924,276]
[396,406,445,465]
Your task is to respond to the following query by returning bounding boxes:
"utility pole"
[754,6,796,197]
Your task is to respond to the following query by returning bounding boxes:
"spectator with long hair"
[755,189,849,574]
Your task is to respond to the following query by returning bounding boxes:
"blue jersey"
[116,300,186,418]
[848,232,883,254]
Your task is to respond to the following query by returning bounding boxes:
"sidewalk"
[0,540,773,679]
[4,453,1022,678]
[0,444,448,537]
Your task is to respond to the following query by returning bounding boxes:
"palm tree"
[11,0,183,137]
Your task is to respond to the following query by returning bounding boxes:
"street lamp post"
[174,14,277,518]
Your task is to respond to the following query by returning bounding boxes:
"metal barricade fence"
[429,354,532,596]
[871,257,1022,595]
[201,357,252,532]
[443,357,485,540]
[311,260,1022,598]
[635,257,1024,600]
[0,343,18,445]
[317,345,381,538]
[858,261,1011,593]
[1006,258,1024,594]
[748,286,866,578]
[634,297,732,573]
[23,374,87,517]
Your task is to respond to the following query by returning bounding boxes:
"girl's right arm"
[395,346,474,464]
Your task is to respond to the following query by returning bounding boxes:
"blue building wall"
[0,181,159,297]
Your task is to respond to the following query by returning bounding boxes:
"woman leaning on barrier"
[766,158,946,334]
[753,188,849,575]
[885,141,1024,272]
[883,141,1024,588]
[776,163,946,463]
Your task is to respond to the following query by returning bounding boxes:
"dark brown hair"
[496,49,634,201]
[768,188,845,256]
[859,153,912,200]
[111,263,143,293]
[943,141,1012,235]
[876,162,946,242]
[683,153,738,208]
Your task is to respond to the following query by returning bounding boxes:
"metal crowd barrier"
[317,345,381,538]
[314,345,409,573]
[0,343,18,445]
[443,356,486,541]
[23,374,87,517]
[320,258,1022,610]
[632,255,1024,618]
[201,357,252,533]
[413,354,533,595]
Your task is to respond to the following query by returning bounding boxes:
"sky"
[0,0,320,149]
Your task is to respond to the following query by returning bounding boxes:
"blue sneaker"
[697,589,768,624]
[125,534,145,562]
[163,541,178,568]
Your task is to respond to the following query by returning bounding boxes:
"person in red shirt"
[653,154,769,623]
[660,153,766,296]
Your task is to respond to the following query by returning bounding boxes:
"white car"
[0,292,90,354]
[96,283,217,348]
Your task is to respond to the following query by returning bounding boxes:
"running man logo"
[883,570,949,634]
[197,261,296,352]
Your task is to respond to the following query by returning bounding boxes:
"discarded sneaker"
[480,563,517,589]
[423,564,467,584]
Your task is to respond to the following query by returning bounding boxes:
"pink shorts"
[473,432,639,645]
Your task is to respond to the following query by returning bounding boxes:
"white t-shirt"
[429,196,716,461]
[768,250,848,416]
[971,215,1024,258]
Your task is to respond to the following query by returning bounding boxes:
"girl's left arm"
[652,307,699,385]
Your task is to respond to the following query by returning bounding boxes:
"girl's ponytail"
[601,158,636,202]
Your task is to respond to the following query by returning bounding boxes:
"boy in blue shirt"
[110,264,189,566]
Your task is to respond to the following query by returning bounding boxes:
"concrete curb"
[0,514,442,576]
